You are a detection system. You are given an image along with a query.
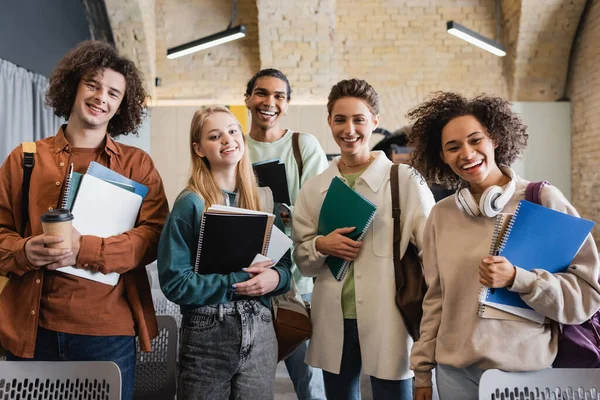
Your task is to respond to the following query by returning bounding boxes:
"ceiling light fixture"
[446,0,506,57]
[167,0,246,59]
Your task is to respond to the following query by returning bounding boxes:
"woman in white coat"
[292,79,436,400]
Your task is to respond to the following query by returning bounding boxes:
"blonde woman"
[157,106,292,400]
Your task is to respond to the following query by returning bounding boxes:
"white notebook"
[57,174,143,286]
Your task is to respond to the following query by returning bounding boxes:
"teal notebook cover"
[317,176,377,281]
[481,200,594,320]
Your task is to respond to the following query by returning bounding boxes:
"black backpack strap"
[21,142,36,237]
[390,164,401,284]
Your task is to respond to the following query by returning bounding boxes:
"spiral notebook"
[58,174,143,286]
[317,176,377,281]
[479,200,595,323]
[193,206,276,275]
[477,213,531,322]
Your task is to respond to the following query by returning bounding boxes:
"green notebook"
[318,176,377,281]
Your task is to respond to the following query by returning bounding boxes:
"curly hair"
[245,68,292,102]
[406,92,528,189]
[327,79,380,116]
[45,40,147,137]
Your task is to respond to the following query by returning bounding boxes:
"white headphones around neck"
[455,166,516,218]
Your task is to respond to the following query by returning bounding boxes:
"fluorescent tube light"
[167,25,246,59]
[446,21,506,57]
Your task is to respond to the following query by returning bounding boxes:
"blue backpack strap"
[525,181,549,205]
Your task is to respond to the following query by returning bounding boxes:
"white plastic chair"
[0,360,121,399]
[150,288,182,329]
[479,368,600,400]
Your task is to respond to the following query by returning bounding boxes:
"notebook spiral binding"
[193,214,208,273]
[496,203,520,256]
[262,224,273,256]
[60,171,73,210]
[336,209,377,281]
[478,214,506,316]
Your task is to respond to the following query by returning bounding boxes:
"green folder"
[318,176,377,281]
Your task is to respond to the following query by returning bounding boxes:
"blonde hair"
[187,105,262,211]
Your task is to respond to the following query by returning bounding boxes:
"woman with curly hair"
[0,40,168,400]
[407,92,600,400]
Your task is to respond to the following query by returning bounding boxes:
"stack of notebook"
[478,200,595,323]
[58,161,147,286]
[318,177,377,281]
[193,205,292,275]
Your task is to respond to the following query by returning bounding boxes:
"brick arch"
[501,0,587,101]
[105,0,157,101]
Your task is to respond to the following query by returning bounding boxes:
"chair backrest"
[133,315,178,400]
[0,361,121,399]
[151,289,182,329]
[479,368,600,400]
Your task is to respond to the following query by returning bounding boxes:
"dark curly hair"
[45,40,147,137]
[245,68,292,102]
[406,92,528,189]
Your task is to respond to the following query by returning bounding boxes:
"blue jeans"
[177,300,278,400]
[284,293,326,400]
[6,327,136,400]
[322,319,412,400]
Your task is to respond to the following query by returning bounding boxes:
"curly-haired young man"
[0,40,169,400]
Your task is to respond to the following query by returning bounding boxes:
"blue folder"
[482,200,594,318]
[86,161,149,200]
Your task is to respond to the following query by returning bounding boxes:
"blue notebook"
[86,161,148,200]
[317,177,377,281]
[480,200,595,323]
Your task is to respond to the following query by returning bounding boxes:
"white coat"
[292,151,436,380]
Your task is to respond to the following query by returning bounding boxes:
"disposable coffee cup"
[40,209,74,249]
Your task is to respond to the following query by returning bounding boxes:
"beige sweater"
[410,176,600,387]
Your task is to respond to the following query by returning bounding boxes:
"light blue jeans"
[283,293,326,400]
[177,300,278,400]
[435,364,484,400]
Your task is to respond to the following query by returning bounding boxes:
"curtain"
[0,58,63,163]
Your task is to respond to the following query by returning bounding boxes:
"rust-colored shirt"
[0,127,169,358]
[39,146,134,336]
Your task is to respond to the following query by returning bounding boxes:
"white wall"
[114,115,152,154]
[150,102,572,205]
[511,102,571,199]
